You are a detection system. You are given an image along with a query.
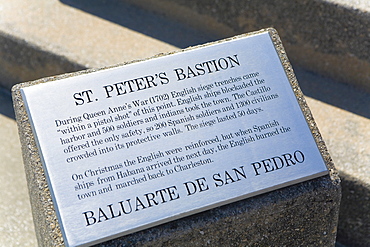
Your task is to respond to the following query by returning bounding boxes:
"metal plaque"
[20,29,328,246]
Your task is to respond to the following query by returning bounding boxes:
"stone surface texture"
[12,29,341,246]
[96,177,339,246]
[0,88,37,246]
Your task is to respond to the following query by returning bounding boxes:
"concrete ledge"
[126,0,370,92]
[0,31,85,90]
[2,0,369,92]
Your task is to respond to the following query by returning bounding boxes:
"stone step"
[126,0,370,93]
[0,0,216,90]
[0,0,368,246]
[1,0,369,91]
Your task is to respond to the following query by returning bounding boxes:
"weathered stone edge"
[12,86,64,245]
[267,28,340,185]
[11,28,340,246]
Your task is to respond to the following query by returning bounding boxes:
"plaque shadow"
[294,67,370,119]
[0,87,15,119]
[60,0,217,48]
[336,171,370,247]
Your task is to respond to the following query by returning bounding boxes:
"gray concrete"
[0,88,37,246]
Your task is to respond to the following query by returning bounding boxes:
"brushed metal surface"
[20,30,328,246]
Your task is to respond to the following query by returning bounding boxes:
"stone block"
[12,29,341,246]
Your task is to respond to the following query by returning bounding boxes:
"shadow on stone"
[337,170,370,247]
[0,87,15,119]
[60,0,218,49]
[294,67,370,119]
[0,31,86,90]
